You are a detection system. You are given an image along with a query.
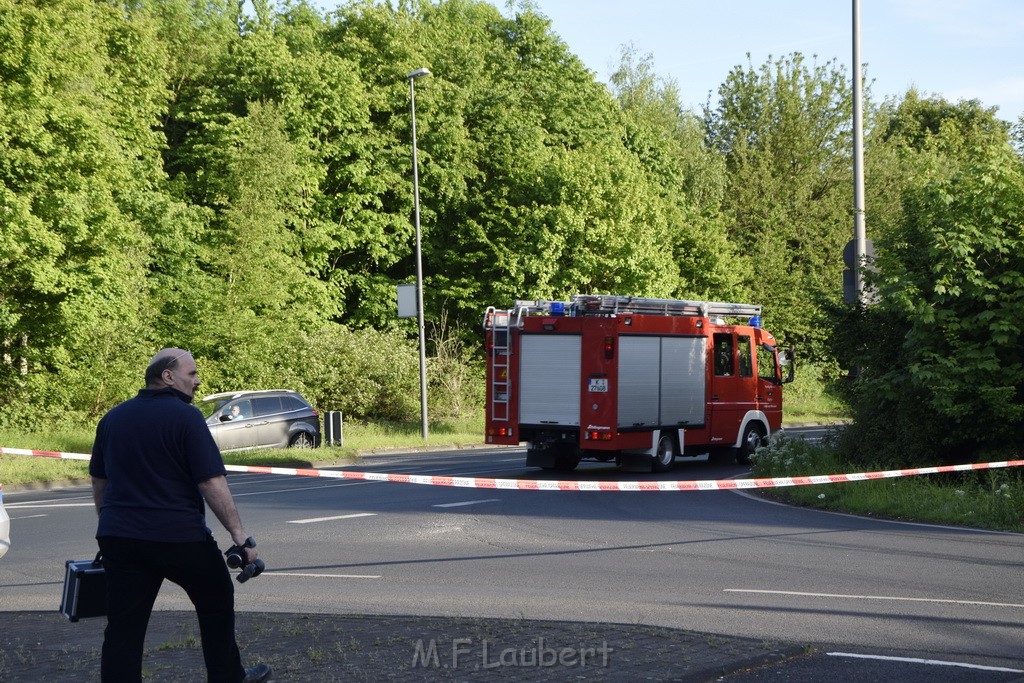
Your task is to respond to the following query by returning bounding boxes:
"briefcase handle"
[92,551,102,567]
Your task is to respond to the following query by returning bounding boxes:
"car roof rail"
[201,389,300,401]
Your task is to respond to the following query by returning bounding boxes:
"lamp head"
[407,67,431,80]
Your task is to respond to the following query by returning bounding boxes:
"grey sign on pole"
[397,284,417,319]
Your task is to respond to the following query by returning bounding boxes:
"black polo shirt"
[90,387,226,542]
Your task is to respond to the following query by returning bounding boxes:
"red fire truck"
[483,295,793,471]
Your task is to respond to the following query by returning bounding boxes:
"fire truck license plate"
[588,378,608,393]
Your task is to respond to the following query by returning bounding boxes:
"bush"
[426,311,485,421]
[751,432,842,479]
[290,324,421,422]
[834,144,1024,466]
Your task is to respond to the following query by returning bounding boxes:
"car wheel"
[736,424,764,465]
[289,432,314,449]
[652,433,675,473]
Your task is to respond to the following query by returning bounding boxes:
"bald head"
[145,348,193,388]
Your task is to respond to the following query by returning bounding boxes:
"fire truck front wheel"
[652,433,676,473]
[736,424,765,465]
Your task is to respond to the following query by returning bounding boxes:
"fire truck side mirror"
[780,348,795,384]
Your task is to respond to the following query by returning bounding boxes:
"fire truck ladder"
[570,295,761,320]
[483,306,517,422]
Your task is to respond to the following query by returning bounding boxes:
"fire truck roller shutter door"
[660,337,706,427]
[519,335,581,426]
[618,337,660,427]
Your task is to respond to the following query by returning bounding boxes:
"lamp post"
[407,67,430,440]
[852,0,866,305]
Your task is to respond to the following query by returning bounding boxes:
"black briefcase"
[60,552,107,622]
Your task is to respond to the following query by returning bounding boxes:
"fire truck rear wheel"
[553,453,581,471]
[736,424,764,465]
[535,444,580,472]
[652,434,676,473]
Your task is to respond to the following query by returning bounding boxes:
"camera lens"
[226,549,243,569]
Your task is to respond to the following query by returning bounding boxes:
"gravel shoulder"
[0,610,806,681]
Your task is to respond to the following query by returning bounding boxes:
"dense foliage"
[834,103,1024,465]
[1,0,1022,464]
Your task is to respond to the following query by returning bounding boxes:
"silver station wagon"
[198,390,321,452]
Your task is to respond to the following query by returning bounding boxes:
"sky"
[507,0,1024,123]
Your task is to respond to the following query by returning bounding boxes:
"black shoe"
[242,663,272,682]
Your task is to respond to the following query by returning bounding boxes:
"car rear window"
[252,396,284,416]
[281,396,306,412]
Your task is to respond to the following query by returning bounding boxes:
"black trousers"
[97,535,245,683]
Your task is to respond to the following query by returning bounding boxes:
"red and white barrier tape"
[2,447,92,462]
[3,446,1023,491]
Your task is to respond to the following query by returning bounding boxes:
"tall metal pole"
[852,0,866,305]
[408,68,431,440]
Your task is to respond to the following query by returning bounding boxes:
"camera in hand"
[225,537,265,583]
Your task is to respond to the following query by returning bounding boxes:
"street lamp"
[408,67,431,440]
[851,0,866,306]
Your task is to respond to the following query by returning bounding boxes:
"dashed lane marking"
[4,502,94,508]
[432,499,501,508]
[263,572,382,579]
[725,589,1024,609]
[827,652,1024,673]
[286,512,377,525]
[232,480,379,497]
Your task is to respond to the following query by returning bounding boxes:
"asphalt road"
[2,427,1023,680]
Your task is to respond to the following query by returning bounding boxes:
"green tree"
[0,0,170,421]
[156,4,371,386]
[865,90,1011,245]
[836,101,1024,466]
[177,100,334,388]
[705,53,854,361]
[609,46,748,301]
[331,0,702,337]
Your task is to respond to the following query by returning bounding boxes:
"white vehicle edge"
[0,483,10,559]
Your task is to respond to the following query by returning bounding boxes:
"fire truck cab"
[483,295,793,472]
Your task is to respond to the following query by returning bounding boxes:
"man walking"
[90,348,271,682]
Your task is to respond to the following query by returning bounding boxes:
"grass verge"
[0,416,485,486]
[751,433,1024,533]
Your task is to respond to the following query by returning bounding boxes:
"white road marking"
[264,572,381,579]
[725,589,1024,609]
[287,512,377,524]
[448,469,519,477]
[233,480,379,497]
[9,513,48,520]
[827,652,1024,673]
[4,502,93,509]
[432,499,500,508]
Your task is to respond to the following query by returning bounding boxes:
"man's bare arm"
[91,477,107,515]
[198,475,259,561]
